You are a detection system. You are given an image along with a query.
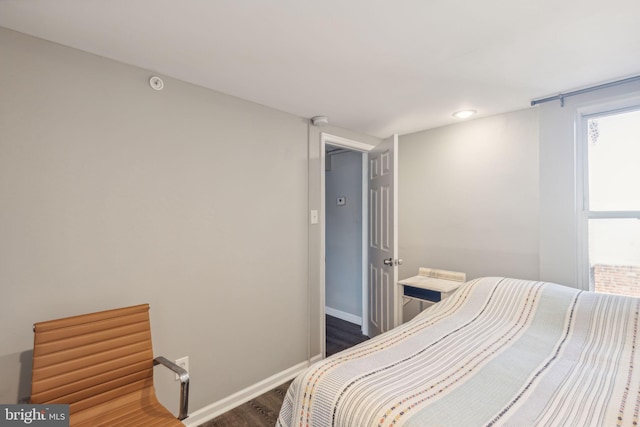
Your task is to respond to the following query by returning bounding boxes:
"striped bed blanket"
[277,277,640,426]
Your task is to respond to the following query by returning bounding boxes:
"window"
[580,107,640,296]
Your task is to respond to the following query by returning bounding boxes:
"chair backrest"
[30,304,154,415]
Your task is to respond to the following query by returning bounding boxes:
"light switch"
[337,197,346,206]
[310,210,319,224]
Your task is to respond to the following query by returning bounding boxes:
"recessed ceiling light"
[452,109,477,119]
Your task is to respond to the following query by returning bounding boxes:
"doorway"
[318,133,399,358]
[325,145,368,355]
[320,133,372,357]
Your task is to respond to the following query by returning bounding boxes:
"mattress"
[277,277,640,426]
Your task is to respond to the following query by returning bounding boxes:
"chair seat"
[72,387,183,427]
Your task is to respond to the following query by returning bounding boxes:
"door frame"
[320,133,374,358]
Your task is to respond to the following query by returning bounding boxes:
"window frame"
[576,102,640,291]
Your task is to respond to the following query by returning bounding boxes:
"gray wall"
[398,109,540,298]
[0,27,315,413]
[397,80,640,319]
[325,151,362,319]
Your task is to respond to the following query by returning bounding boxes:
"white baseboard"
[309,354,322,364]
[184,354,323,427]
[325,306,362,326]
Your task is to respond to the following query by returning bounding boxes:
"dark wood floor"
[200,315,369,427]
[325,314,370,356]
[199,380,292,427]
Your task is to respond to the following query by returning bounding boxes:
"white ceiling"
[1,0,639,138]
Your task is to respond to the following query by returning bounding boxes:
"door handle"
[383,258,394,266]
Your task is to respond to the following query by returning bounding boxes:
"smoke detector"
[149,76,164,91]
[311,116,329,126]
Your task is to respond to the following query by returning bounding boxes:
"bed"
[277,277,640,426]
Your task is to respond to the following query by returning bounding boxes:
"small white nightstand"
[398,268,466,312]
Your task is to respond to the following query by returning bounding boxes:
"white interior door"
[367,134,399,337]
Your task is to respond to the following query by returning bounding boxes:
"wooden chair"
[30,304,189,426]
